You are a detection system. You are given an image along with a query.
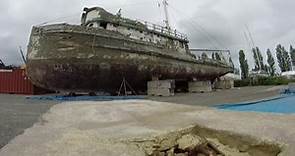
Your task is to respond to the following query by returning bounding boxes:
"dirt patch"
[126,125,282,156]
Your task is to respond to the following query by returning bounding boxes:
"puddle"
[126,125,282,156]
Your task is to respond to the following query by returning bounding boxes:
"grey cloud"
[177,0,295,68]
[0,0,294,70]
[0,0,84,65]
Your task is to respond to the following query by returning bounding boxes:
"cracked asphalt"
[0,94,58,149]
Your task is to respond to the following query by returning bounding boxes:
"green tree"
[252,47,265,71]
[283,47,292,71]
[276,44,284,71]
[239,50,249,79]
[276,44,291,72]
[266,49,276,76]
[290,45,295,68]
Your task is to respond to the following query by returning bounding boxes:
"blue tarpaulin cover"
[216,95,295,114]
[26,95,145,101]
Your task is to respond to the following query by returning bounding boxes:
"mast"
[163,0,170,29]
[19,46,27,64]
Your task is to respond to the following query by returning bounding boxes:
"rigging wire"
[36,0,227,50]
[190,20,227,49]
[168,5,218,49]
[244,24,264,71]
[245,24,255,48]
[168,4,227,49]
[243,30,253,52]
[243,29,253,64]
[157,1,164,26]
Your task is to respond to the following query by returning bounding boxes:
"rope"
[243,30,253,52]
[169,4,227,49]
[168,8,217,49]
[245,24,255,48]
[92,34,96,53]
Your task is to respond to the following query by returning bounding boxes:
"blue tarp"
[26,95,145,101]
[281,89,295,95]
[216,95,295,114]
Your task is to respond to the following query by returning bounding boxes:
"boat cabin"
[81,7,189,53]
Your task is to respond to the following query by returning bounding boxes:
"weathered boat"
[26,4,232,93]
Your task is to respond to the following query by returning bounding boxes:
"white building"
[281,71,295,79]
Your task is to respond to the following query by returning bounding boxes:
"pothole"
[125,125,282,156]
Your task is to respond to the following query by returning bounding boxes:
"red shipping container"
[0,69,50,95]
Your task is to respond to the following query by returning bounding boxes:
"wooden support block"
[147,80,175,96]
[188,81,212,93]
[214,80,234,89]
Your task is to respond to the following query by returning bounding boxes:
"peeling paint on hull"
[27,24,232,93]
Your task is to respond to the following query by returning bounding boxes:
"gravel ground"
[0,94,58,149]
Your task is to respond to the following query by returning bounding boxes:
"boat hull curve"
[27,24,232,93]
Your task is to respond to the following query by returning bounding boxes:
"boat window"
[88,23,94,27]
[180,42,184,48]
[100,22,107,29]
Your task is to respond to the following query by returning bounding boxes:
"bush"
[234,77,295,87]
[234,79,250,87]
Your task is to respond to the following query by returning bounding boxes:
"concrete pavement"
[0,94,58,149]
[0,100,294,156]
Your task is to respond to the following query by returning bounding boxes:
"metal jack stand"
[117,77,137,96]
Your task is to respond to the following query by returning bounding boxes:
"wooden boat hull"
[27,24,232,93]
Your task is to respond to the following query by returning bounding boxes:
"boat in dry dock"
[26,2,233,93]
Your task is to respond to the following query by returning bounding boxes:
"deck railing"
[135,19,188,41]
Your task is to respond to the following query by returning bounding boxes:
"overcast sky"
[0,0,294,69]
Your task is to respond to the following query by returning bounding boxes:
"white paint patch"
[103,55,112,59]
[57,47,75,52]
[99,62,111,69]
[87,54,95,58]
[28,35,40,59]
[86,10,101,23]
